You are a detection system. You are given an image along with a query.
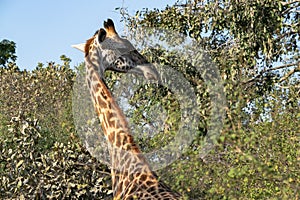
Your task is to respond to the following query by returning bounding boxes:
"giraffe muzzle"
[130,64,161,82]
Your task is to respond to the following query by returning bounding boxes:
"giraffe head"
[72,19,159,80]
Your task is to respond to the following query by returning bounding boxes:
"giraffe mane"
[85,29,107,57]
[84,37,94,57]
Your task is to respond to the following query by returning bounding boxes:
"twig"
[281,0,300,6]
[243,62,298,84]
[279,63,300,82]
[277,84,300,89]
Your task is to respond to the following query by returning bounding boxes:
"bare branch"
[282,2,300,15]
[243,62,299,84]
[283,22,300,28]
[281,0,300,6]
[279,63,300,82]
[275,30,298,42]
[277,84,300,89]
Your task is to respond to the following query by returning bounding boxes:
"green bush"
[0,57,75,148]
[0,115,112,199]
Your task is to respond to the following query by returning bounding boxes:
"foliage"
[1,0,299,199]
[0,39,17,67]
[0,115,112,199]
[118,0,300,199]
[163,86,300,199]
[124,0,299,121]
[0,57,75,147]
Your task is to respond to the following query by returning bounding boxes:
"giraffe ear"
[72,43,85,53]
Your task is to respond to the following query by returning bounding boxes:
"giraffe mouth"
[129,64,161,82]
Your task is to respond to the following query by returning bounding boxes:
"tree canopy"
[1,0,299,199]
[0,39,17,67]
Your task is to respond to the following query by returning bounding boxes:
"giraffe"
[73,19,182,199]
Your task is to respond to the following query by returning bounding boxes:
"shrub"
[0,115,112,199]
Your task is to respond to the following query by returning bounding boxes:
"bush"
[0,58,75,148]
[0,115,112,199]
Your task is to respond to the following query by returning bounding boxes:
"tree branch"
[281,0,300,7]
[282,4,300,15]
[279,62,300,82]
[243,62,299,84]
[277,84,300,89]
[275,30,298,43]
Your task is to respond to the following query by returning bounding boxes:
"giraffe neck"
[85,54,142,151]
[85,56,159,198]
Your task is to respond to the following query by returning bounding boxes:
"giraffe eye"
[98,28,107,43]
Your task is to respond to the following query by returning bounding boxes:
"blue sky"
[0,0,176,70]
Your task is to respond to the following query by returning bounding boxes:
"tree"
[0,39,17,67]
[117,0,300,198]
[122,0,300,125]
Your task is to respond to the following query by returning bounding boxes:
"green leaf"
[228,168,236,178]
[16,160,24,168]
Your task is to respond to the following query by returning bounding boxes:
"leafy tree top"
[0,39,17,67]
